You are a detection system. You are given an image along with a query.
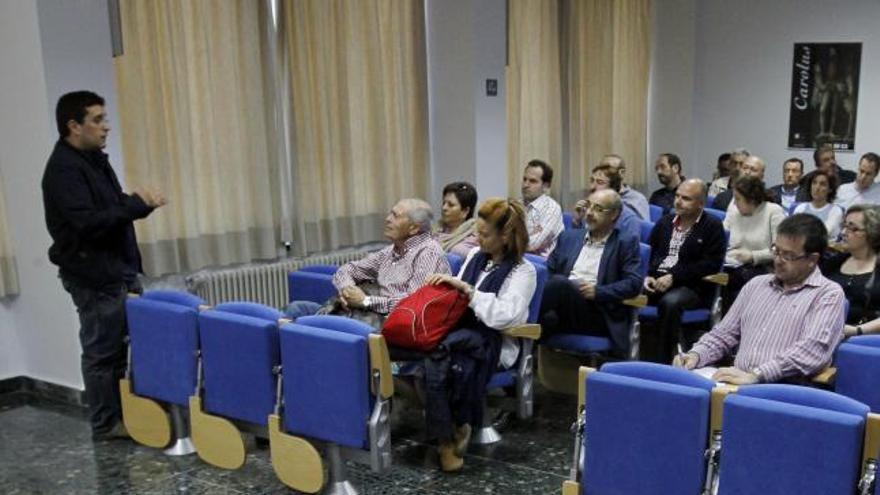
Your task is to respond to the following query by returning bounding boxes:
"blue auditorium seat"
[703,206,726,222]
[639,219,654,243]
[563,362,722,495]
[836,335,880,413]
[190,302,284,470]
[718,385,870,495]
[649,204,663,222]
[122,289,205,453]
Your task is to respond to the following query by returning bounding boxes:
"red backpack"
[382,283,470,351]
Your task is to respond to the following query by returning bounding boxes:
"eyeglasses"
[842,223,865,233]
[770,244,810,262]
[583,201,612,214]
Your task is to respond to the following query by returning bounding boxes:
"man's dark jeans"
[61,277,131,435]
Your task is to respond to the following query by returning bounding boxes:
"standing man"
[521,159,564,258]
[770,158,805,212]
[599,154,649,220]
[645,179,726,363]
[835,152,880,210]
[42,91,166,440]
[649,153,684,214]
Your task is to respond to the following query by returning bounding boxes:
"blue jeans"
[284,300,322,320]
[61,277,131,435]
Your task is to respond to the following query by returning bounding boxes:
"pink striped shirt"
[332,232,450,314]
[690,267,845,382]
[525,194,564,258]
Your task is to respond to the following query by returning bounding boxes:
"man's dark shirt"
[42,140,153,290]
[649,186,677,213]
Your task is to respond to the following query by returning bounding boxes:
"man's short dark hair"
[777,213,828,256]
[56,91,105,138]
[592,164,623,192]
[718,152,731,164]
[860,152,880,175]
[526,159,554,186]
[661,153,682,175]
[441,181,478,220]
[812,144,835,167]
[784,157,804,173]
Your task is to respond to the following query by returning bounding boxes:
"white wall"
[688,0,880,184]
[426,0,507,209]
[0,0,120,389]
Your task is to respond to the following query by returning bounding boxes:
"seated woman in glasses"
[722,176,786,311]
[821,204,880,337]
[793,170,844,241]
[435,182,479,258]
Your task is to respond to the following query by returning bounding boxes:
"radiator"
[187,245,383,309]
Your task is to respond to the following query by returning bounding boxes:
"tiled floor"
[0,388,576,494]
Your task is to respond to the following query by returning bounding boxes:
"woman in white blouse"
[722,176,786,311]
[794,169,844,241]
[423,198,536,472]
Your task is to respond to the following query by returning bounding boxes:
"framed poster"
[788,43,861,150]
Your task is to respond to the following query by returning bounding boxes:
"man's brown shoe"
[453,423,471,456]
[438,441,464,472]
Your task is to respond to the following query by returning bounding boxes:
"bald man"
[645,179,726,363]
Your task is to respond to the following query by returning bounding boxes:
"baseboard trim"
[0,375,85,407]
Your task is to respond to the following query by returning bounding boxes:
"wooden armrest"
[811,366,836,385]
[709,385,737,434]
[502,323,541,340]
[623,294,648,308]
[198,304,212,311]
[578,366,596,409]
[828,242,847,253]
[862,413,880,479]
[127,292,140,298]
[703,273,729,286]
[368,334,394,399]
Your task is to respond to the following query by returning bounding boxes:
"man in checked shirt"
[674,214,846,384]
[285,198,450,319]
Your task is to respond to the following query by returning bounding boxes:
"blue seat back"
[835,336,880,413]
[649,204,662,222]
[197,302,281,425]
[299,264,338,275]
[288,270,336,304]
[562,211,574,230]
[446,253,464,276]
[719,384,868,495]
[295,314,375,338]
[523,253,546,267]
[639,219,654,243]
[127,290,204,406]
[704,207,726,222]
[582,364,713,494]
[528,261,549,323]
[639,243,650,278]
[280,322,372,450]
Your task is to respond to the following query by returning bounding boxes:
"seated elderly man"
[674,214,845,384]
[285,198,450,320]
[540,189,642,354]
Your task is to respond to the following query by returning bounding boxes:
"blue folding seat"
[836,336,880,413]
[121,289,206,454]
[638,219,654,243]
[649,204,663,222]
[717,385,874,495]
[561,362,731,495]
[270,315,393,494]
[190,302,284,469]
[704,206,726,222]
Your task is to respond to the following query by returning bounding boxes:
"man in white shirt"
[521,159,564,258]
[600,154,649,220]
[835,152,880,210]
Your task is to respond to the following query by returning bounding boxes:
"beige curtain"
[508,0,651,206]
[506,0,563,199]
[0,175,19,297]
[565,0,651,197]
[282,0,428,255]
[115,0,279,275]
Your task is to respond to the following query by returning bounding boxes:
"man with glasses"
[540,189,643,355]
[835,152,880,210]
[646,179,726,363]
[572,163,641,241]
[674,214,845,384]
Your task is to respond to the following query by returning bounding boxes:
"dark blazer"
[546,227,642,351]
[648,212,726,305]
[42,140,153,289]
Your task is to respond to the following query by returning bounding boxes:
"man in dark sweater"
[649,153,684,214]
[645,179,726,363]
[42,91,166,440]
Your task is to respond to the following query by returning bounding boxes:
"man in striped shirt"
[285,198,450,318]
[674,214,845,384]
[521,159,564,258]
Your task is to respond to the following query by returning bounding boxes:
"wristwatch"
[856,326,864,336]
[362,296,373,308]
[750,367,764,383]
